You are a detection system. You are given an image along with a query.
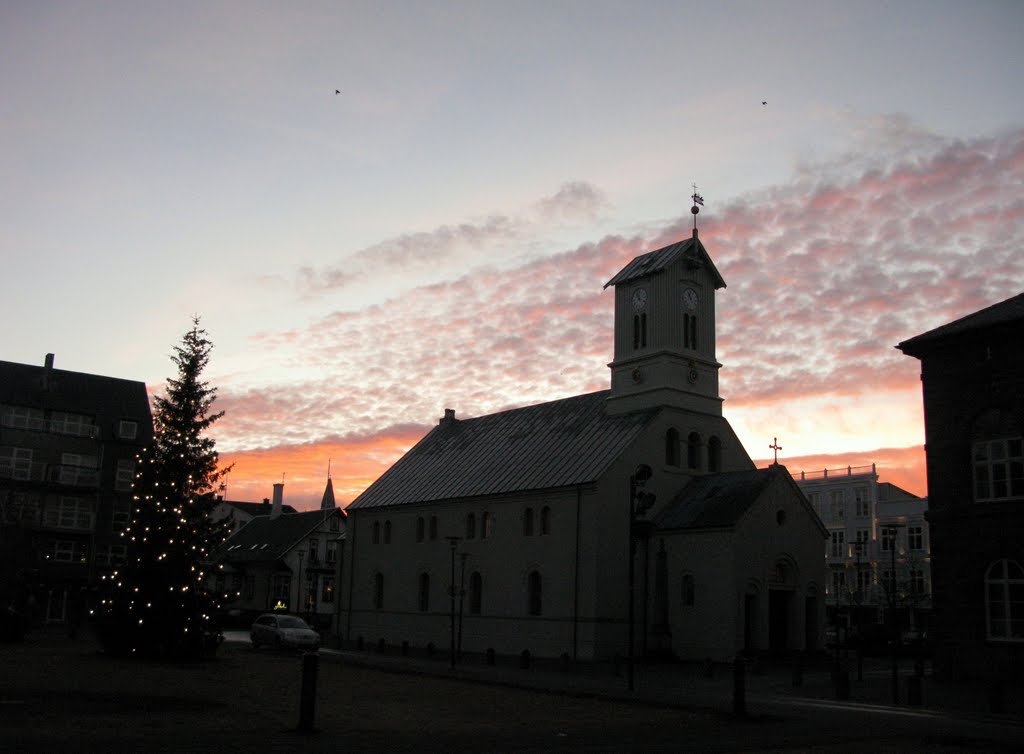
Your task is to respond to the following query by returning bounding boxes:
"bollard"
[297,651,319,733]
[732,656,746,716]
[520,649,531,669]
[486,647,495,666]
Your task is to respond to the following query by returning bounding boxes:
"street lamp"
[627,466,656,692]
[297,550,304,617]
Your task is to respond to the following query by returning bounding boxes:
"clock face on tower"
[682,287,698,311]
[631,287,648,312]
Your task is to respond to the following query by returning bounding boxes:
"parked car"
[250,613,320,651]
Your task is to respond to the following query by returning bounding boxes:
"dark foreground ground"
[1,629,1021,753]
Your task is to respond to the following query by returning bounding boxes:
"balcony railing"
[798,463,876,481]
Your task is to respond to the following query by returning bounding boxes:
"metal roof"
[603,233,726,290]
[655,467,779,530]
[897,291,1024,356]
[347,391,655,510]
[213,509,344,564]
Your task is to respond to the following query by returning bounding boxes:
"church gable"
[348,391,655,510]
[654,467,778,531]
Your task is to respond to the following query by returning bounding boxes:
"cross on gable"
[769,437,782,465]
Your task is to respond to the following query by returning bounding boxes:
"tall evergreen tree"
[97,318,232,659]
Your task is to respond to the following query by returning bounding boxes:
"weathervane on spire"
[691,183,704,232]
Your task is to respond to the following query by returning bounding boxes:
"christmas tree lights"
[95,318,233,660]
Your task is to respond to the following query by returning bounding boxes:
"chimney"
[270,483,284,519]
[440,408,456,426]
[43,353,54,390]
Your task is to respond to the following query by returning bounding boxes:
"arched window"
[633,313,648,349]
[418,572,430,612]
[469,571,482,615]
[429,516,438,540]
[665,428,680,467]
[383,520,392,544]
[986,559,1024,641]
[372,521,381,544]
[482,512,493,539]
[682,573,695,606]
[684,313,697,349]
[687,432,701,470]
[708,435,722,472]
[540,506,551,535]
[466,513,476,539]
[528,570,542,616]
[374,572,384,609]
[416,517,425,542]
[523,507,534,536]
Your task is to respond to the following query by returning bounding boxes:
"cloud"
[217,125,1023,507]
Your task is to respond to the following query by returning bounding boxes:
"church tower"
[604,207,726,416]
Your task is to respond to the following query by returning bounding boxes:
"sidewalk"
[229,632,1024,723]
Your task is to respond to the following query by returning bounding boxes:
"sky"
[2,1,1023,510]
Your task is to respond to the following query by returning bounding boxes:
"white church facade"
[340,225,826,662]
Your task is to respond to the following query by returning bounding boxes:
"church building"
[340,218,826,662]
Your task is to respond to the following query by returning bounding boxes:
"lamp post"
[627,466,655,692]
[445,536,462,670]
[458,552,468,661]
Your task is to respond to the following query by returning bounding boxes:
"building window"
[687,432,701,470]
[466,513,476,539]
[273,574,290,604]
[633,314,647,350]
[881,527,899,552]
[111,504,130,533]
[665,428,680,467]
[115,459,135,492]
[829,490,845,520]
[0,447,33,481]
[910,569,925,596]
[245,575,255,600]
[49,411,95,437]
[829,530,845,558]
[907,526,924,551]
[523,507,534,536]
[830,570,846,598]
[416,517,425,542]
[118,420,138,440]
[469,572,482,615]
[372,521,380,544]
[48,540,89,563]
[856,569,872,593]
[308,538,319,563]
[326,543,337,564]
[322,576,335,604]
[429,516,438,540]
[383,521,391,544]
[44,497,94,530]
[855,529,870,549]
[540,506,551,535]
[986,559,1024,642]
[418,573,430,612]
[682,574,695,607]
[854,487,870,517]
[482,512,493,539]
[527,570,542,616]
[683,313,697,349]
[707,436,721,472]
[374,573,384,609]
[973,437,1023,501]
[1,404,45,430]
[95,544,127,567]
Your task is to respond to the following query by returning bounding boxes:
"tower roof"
[320,477,337,510]
[604,233,726,290]
[897,291,1024,357]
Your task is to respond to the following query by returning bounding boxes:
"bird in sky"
[762,101,767,106]
[335,89,340,94]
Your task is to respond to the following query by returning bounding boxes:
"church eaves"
[347,391,655,509]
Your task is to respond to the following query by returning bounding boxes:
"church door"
[768,589,791,652]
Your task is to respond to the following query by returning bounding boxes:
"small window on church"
[429,516,438,540]
[528,570,542,616]
[633,313,648,350]
[523,507,534,536]
[372,521,380,545]
[482,512,493,539]
[416,517,425,542]
[466,513,476,539]
[687,432,701,470]
[708,436,721,472]
[418,573,430,612]
[682,574,695,607]
[470,571,482,615]
[665,428,680,467]
[540,506,551,535]
[383,520,392,544]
